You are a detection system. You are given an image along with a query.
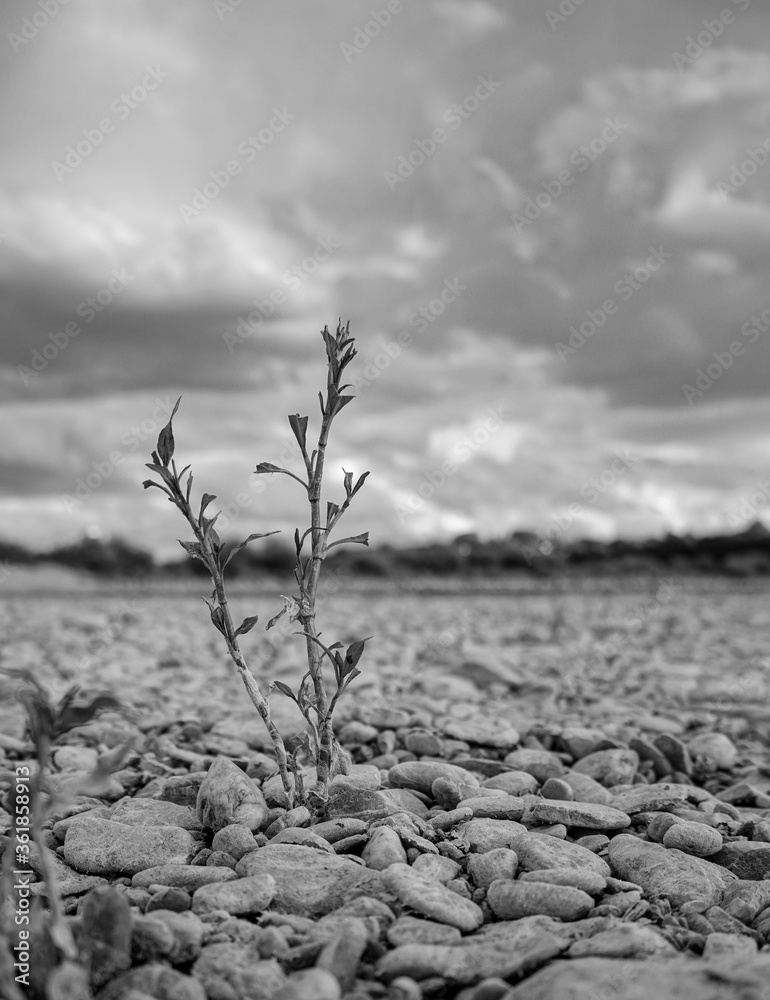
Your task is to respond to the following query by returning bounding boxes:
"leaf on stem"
[327,532,369,552]
[255,462,285,475]
[178,540,204,561]
[266,594,300,630]
[234,615,260,637]
[326,501,340,525]
[223,530,280,569]
[157,397,181,467]
[344,636,373,673]
[352,471,370,497]
[272,680,297,702]
[288,414,309,456]
[199,493,217,520]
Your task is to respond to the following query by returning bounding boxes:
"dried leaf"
[157,396,181,466]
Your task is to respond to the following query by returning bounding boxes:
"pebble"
[381,863,484,931]
[387,916,463,946]
[193,946,286,1000]
[132,865,238,890]
[607,833,734,909]
[145,886,192,912]
[467,849,519,889]
[440,717,520,749]
[570,749,639,787]
[389,761,480,796]
[310,818,367,843]
[411,852,461,883]
[236,844,384,917]
[502,749,565,782]
[316,916,369,992]
[540,778,573,800]
[687,732,738,772]
[654,733,692,775]
[574,835,610,853]
[518,868,606,896]
[454,818,527,853]
[191,874,276,916]
[141,909,204,964]
[721,880,770,923]
[377,915,569,984]
[110,798,202,831]
[274,968,342,1000]
[487,880,594,921]
[99,962,206,1000]
[731,848,770,881]
[702,932,759,959]
[196,756,268,832]
[404,730,444,756]
[567,923,676,958]
[512,832,611,877]
[482,771,540,796]
[662,821,723,857]
[361,826,408,870]
[64,817,195,876]
[528,799,631,830]
[456,796,526,821]
[558,728,609,760]
[210,824,257,860]
[646,813,685,842]
[504,954,770,1000]
[609,783,690,814]
[79,885,132,989]
[561,773,611,805]
[325,782,398,822]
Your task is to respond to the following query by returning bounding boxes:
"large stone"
[512,832,610,877]
[132,865,238,889]
[192,875,276,916]
[567,923,676,958]
[488,880,593,921]
[377,915,569,984]
[236,844,384,917]
[503,955,770,1000]
[570,749,639,787]
[99,962,206,1000]
[528,800,630,830]
[388,761,479,796]
[193,946,286,1000]
[609,784,690,814]
[196,756,268,832]
[607,833,735,909]
[110,797,202,830]
[64,817,194,876]
[455,818,527,853]
[381,863,483,931]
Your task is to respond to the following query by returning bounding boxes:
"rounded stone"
[662,822,723,857]
[487,879,594,921]
[502,749,565,783]
[467,848,519,889]
[571,749,639,787]
[389,762,479,796]
[381,863,484,931]
[540,778,574,801]
[210,824,257,860]
[528,800,631,831]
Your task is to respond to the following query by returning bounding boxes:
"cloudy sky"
[3,0,770,558]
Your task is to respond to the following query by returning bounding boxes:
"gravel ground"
[2,571,770,999]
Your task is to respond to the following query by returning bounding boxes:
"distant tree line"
[3,520,770,577]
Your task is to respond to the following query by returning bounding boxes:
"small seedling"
[143,321,371,814]
[0,670,133,973]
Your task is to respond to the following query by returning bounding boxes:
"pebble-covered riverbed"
[2,572,770,998]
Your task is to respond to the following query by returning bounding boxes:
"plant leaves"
[178,540,204,560]
[288,414,308,455]
[272,681,296,702]
[208,605,227,637]
[55,691,124,738]
[344,636,373,673]
[234,615,259,637]
[157,396,181,466]
[199,493,217,520]
[255,462,286,475]
[343,469,353,496]
[223,530,279,569]
[326,501,340,524]
[352,471,370,497]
